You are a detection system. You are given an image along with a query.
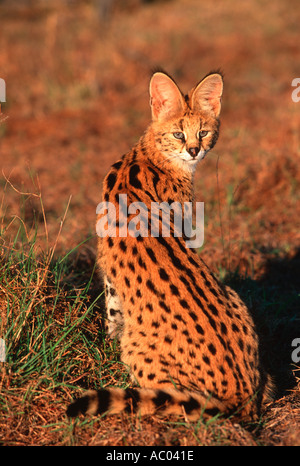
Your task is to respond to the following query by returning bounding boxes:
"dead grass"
[0,0,299,446]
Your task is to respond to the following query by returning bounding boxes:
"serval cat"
[67,71,273,421]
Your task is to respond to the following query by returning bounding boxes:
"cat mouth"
[185,150,207,162]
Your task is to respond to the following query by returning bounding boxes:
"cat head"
[149,71,223,172]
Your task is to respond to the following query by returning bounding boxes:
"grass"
[0,196,133,445]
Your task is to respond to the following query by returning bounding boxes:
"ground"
[0,0,299,446]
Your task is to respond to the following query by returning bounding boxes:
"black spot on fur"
[182,396,200,415]
[129,164,142,189]
[124,388,141,413]
[146,247,157,263]
[111,160,123,170]
[208,343,217,355]
[119,240,127,252]
[159,268,169,281]
[106,172,117,190]
[170,284,179,295]
[153,390,173,410]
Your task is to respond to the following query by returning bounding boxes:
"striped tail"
[66,387,230,420]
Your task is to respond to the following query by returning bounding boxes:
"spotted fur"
[67,71,273,421]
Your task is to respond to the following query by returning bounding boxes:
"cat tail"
[66,387,229,420]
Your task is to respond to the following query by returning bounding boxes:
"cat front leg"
[104,275,124,339]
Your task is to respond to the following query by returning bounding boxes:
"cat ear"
[149,72,185,121]
[190,73,223,117]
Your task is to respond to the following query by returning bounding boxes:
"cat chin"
[170,150,208,173]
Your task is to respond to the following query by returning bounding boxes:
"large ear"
[190,73,223,117]
[149,72,185,121]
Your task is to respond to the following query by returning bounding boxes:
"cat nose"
[188,147,200,158]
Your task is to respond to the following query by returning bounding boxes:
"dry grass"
[0,0,299,446]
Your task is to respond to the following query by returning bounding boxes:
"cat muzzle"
[188,147,200,158]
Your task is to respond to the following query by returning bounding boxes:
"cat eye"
[173,132,185,140]
[198,130,208,138]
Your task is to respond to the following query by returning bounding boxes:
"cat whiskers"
[156,154,179,168]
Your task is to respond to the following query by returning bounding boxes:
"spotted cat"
[67,71,273,421]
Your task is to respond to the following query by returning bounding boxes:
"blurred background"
[0,0,299,278]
